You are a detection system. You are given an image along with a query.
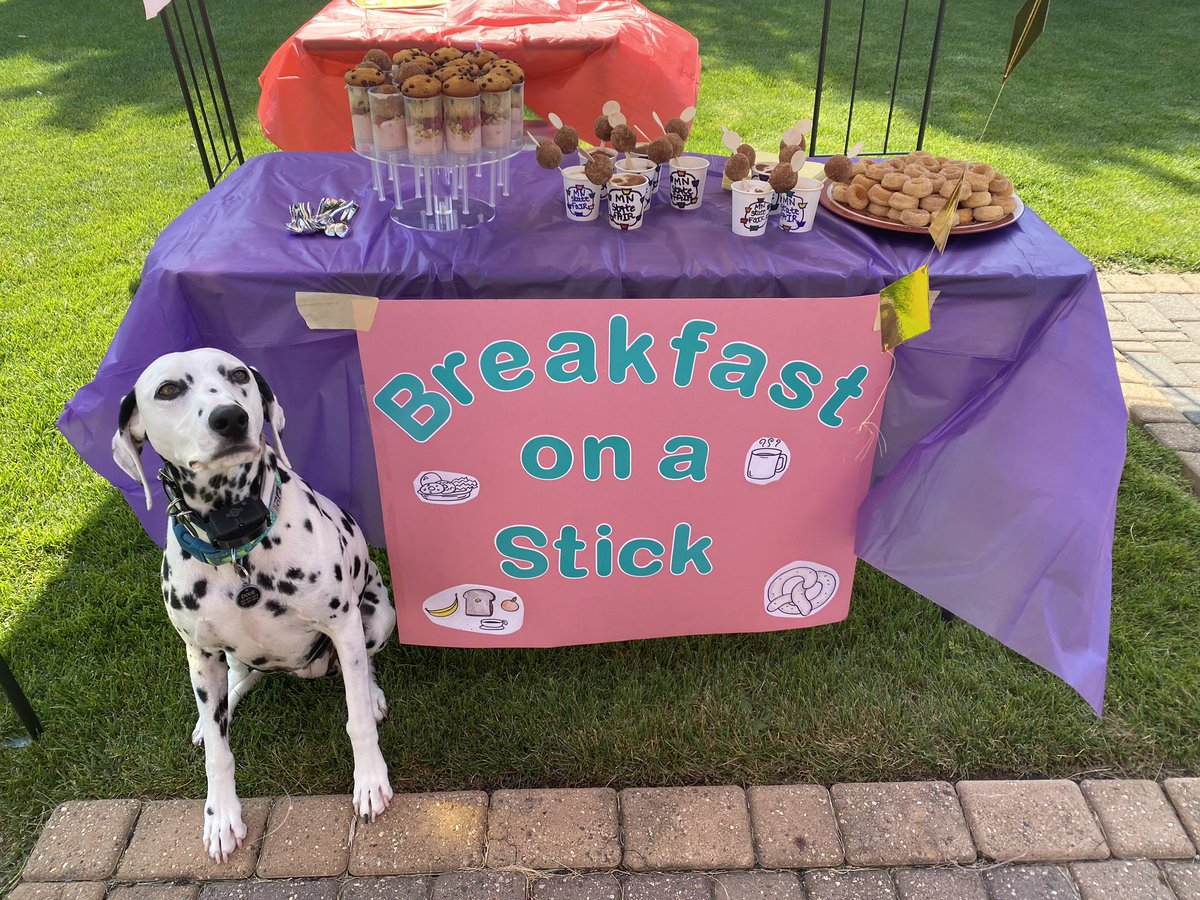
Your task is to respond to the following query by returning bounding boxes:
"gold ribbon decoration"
[1005,0,1050,81]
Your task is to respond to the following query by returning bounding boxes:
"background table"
[258,0,701,152]
[58,152,1125,712]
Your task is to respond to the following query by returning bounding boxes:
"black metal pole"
[916,0,948,151]
[843,0,870,153]
[882,0,911,154]
[0,655,43,741]
[810,0,833,157]
[162,11,215,188]
[195,0,244,167]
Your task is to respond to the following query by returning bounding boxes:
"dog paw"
[353,765,393,823]
[369,683,389,723]
[191,718,204,747]
[203,799,246,863]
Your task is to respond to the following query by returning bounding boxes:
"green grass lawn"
[1,0,1199,888]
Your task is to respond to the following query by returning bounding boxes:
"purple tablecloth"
[58,152,1125,712]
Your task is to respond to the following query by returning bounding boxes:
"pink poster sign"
[357,297,888,648]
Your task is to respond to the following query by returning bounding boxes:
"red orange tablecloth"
[258,0,701,151]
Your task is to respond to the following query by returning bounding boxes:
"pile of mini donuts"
[822,151,1017,228]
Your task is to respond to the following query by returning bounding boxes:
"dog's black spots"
[200,650,212,659]
[340,512,356,535]
[219,716,229,739]
[197,409,203,418]
[265,600,288,617]
[303,519,313,533]
[286,567,304,580]
[308,573,318,583]
[223,645,236,654]
[181,550,193,561]
[305,491,319,509]
[240,388,248,399]
[217,364,228,377]
[161,557,171,580]
[342,600,350,612]
[196,687,208,703]
[277,468,291,484]
[181,592,199,611]
[338,535,347,551]
[255,572,275,590]
[213,695,228,724]
[182,481,197,499]
[168,588,182,610]
[193,579,208,598]
[206,806,213,815]
[333,564,343,582]
[361,603,375,618]
[329,598,340,609]
[208,388,218,394]
[252,656,269,666]
[185,374,194,385]
[118,390,138,432]
[366,638,376,649]
[207,474,227,488]
[363,591,378,605]
[352,556,362,580]
[276,580,297,596]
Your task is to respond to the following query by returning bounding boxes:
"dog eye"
[229,368,251,385]
[155,381,184,400]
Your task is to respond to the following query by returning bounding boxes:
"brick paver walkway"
[1101,272,1200,495]
[12,779,1200,900]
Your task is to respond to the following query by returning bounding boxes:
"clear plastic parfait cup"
[347,84,373,150]
[509,82,525,143]
[403,94,444,156]
[481,89,511,148]
[444,94,482,155]
[368,87,406,151]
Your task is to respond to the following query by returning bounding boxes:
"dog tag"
[236,585,261,608]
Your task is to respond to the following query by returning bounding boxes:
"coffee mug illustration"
[744,437,791,484]
[763,561,839,618]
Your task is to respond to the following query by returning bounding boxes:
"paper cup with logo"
[608,172,650,231]
[368,86,407,152]
[751,162,782,216]
[562,165,601,221]
[667,156,710,210]
[615,156,659,208]
[779,177,824,233]
[731,179,773,237]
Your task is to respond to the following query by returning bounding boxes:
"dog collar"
[159,467,283,570]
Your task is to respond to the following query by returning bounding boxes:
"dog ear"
[112,389,153,510]
[251,367,291,469]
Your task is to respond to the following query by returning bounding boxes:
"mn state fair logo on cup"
[732,179,772,237]
[608,173,649,231]
[668,156,710,211]
[779,177,824,234]
[562,166,599,222]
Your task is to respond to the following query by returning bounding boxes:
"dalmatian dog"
[112,348,396,862]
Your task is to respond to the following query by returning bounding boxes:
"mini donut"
[881,172,907,190]
[831,183,849,203]
[900,208,932,227]
[997,195,1018,214]
[989,176,1014,196]
[846,183,870,210]
[850,161,870,177]
[929,174,946,192]
[903,164,927,178]
[961,190,993,209]
[965,171,991,192]
[886,157,907,169]
[972,205,1005,222]
[901,177,933,198]
[867,184,893,205]
[867,202,891,218]
[970,163,995,180]
[956,208,974,226]
[887,208,905,222]
[910,150,934,159]
[888,191,918,210]
[865,163,891,180]
[940,178,965,199]
[851,174,876,192]
[920,194,948,212]
[940,166,964,181]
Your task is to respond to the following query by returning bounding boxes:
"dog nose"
[209,404,249,438]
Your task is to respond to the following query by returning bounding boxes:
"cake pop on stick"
[535,139,564,169]
[611,124,637,153]
[554,126,580,154]
[768,163,798,194]
[584,152,614,185]
[735,143,756,167]
[724,152,751,182]
[665,132,685,158]
[823,155,854,183]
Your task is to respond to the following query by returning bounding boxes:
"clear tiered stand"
[354,136,529,233]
